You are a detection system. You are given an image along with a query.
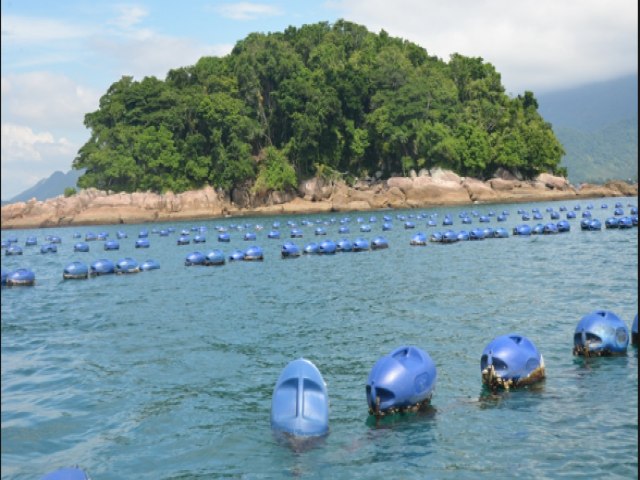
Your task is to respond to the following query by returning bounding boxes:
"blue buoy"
[40,467,90,480]
[63,261,89,280]
[481,334,545,389]
[185,251,206,266]
[410,232,427,246]
[40,243,57,254]
[104,240,120,250]
[135,238,150,248]
[74,242,90,252]
[303,242,319,254]
[573,310,629,356]
[353,238,370,252]
[271,358,329,437]
[319,240,337,254]
[140,259,160,271]
[5,244,23,255]
[6,268,36,286]
[90,259,115,276]
[204,250,226,266]
[115,257,139,274]
[366,346,437,416]
[244,245,264,261]
[281,242,301,258]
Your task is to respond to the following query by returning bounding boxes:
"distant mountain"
[5,169,84,204]
[537,74,638,184]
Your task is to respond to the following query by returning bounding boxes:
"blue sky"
[1,0,637,200]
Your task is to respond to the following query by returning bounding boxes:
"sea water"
[1,197,638,479]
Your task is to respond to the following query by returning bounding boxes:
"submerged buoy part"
[481,334,545,390]
[40,467,90,480]
[271,358,329,437]
[366,346,437,416]
[573,310,629,356]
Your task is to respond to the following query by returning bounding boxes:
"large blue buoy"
[104,240,120,250]
[6,268,36,286]
[573,310,629,356]
[244,245,264,261]
[353,238,370,252]
[135,238,150,248]
[281,242,301,258]
[63,261,89,280]
[40,467,90,480]
[90,259,115,276]
[115,257,139,274]
[481,334,545,389]
[40,243,58,254]
[185,251,206,266]
[205,249,226,266]
[366,346,437,416]
[410,232,427,246]
[74,242,90,252]
[632,314,638,346]
[271,358,329,437]
[6,244,23,255]
[336,239,353,252]
[319,240,337,254]
[140,259,160,271]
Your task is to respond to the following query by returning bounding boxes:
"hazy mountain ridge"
[3,169,83,205]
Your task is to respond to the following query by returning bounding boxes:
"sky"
[1,0,637,200]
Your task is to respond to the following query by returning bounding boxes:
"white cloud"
[331,0,638,93]
[2,72,100,132]
[1,14,92,45]
[214,2,283,20]
[109,4,149,30]
[1,124,77,200]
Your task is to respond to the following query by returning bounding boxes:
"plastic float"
[605,217,619,229]
[315,227,327,236]
[115,257,140,274]
[40,244,58,254]
[25,236,38,246]
[271,358,329,437]
[550,211,560,220]
[336,239,353,252]
[73,242,90,253]
[542,223,558,234]
[228,249,245,261]
[338,226,350,234]
[404,221,416,229]
[138,229,149,238]
[185,251,206,266]
[532,224,545,235]
[205,250,226,266]
[193,234,207,243]
[244,245,264,261]
[429,231,443,243]
[617,216,633,228]
[6,268,36,286]
[632,314,638,346]
[493,227,509,238]
[5,244,23,255]
[461,216,472,224]
[290,228,303,238]
[410,232,427,246]
[97,232,108,240]
[359,224,372,232]
[566,211,576,219]
[85,232,97,241]
[303,242,320,254]
[442,216,453,226]
[117,231,128,239]
[556,220,570,233]
[140,259,160,271]
[481,334,545,390]
[441,230,458,244]
[581,210,592,218]
[268,230,281,239]
[281,242,301,258]
[40,467,90,480]
[135,238,150,248]
[482,227,495,238]
[63,261,89,280]
[469,228,485,240]
[479,215,490,223]
[353,238,370,252]
[90,259,115,275]
[244,232,257,241]
[366,346,437,416]
[382,222,393,231]
[513,224,532,236]
[319,240,337,254]
[573,310,629,356]
[104,240,119,250]
[457,230,470,241]
[177,235,191,245]
[371,236,389,250]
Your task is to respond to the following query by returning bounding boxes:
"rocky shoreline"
[1,169,637,230]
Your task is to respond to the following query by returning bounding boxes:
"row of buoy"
[271,310,638,438]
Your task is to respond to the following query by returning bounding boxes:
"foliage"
[64,187,77,197]
[72,20,566,194]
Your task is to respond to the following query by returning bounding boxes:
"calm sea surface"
[2,197,638,480]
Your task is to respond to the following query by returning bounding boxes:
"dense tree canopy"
[73,20,566,194]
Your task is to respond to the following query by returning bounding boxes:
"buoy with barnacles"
[481,334,545,390]
[366,345,437,416]
[573,310,629,356]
